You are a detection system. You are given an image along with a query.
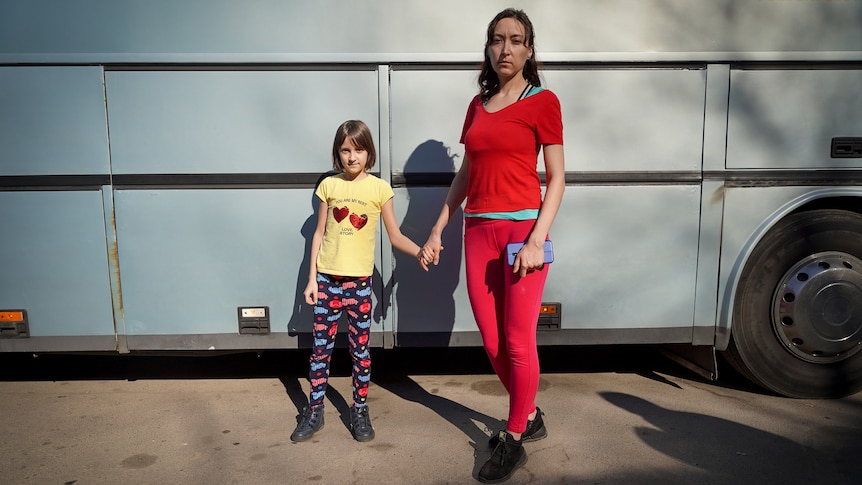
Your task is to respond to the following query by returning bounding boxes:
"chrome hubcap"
[773,252,862,363]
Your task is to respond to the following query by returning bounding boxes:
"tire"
[725,209,862,398]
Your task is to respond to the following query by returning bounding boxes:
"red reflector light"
[0,311,24,323]
[539,305,557,315]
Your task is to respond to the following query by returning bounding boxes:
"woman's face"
[487,17,532,81]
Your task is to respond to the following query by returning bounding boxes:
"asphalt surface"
[0,346,860,484]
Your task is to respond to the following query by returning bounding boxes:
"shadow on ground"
[0,344,763,394]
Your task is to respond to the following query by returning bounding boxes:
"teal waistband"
[465,209,539,221]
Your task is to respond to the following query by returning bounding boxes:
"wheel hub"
[773,252,862,363]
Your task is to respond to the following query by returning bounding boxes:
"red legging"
[464,217,548,434]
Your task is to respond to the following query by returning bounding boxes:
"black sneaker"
[290,405,324,442]
[477,431,527,483]
[349,405,375,442]
[488,407,547,449]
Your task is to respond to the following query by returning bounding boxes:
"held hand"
[303,280,318,305]
[420,235,444,270]
[513,242,545,277]
[418,245,443,272]
[417,247,432,272]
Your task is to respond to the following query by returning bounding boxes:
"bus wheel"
[726,209,862,398]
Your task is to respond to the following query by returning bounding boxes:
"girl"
[420,8,565,483]
[291,120,424,443]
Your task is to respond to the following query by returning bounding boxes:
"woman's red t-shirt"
[460,89,563,215]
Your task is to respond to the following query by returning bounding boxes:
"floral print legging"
[307,272,373,409]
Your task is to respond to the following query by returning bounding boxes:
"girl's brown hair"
[478,8,541,103]
[331,120,377,172]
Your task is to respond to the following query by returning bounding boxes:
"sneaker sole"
[351,428,375,442]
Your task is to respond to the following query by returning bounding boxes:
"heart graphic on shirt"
[333,206,349,223]
[350,213,368,230]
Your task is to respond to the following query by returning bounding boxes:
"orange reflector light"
[0,311,24,323]
[539,305,557,315]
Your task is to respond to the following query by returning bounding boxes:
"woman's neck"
[485,75,530,112]
[497,75,529,98]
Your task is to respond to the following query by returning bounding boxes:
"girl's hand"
[416,248,434,272]
[513,241,545,277]
[304,280,319,305]
[419,235,444,271]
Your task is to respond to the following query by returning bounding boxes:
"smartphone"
[506,240,554,266]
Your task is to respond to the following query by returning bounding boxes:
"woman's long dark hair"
[479,8,541,103]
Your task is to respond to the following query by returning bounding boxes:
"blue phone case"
[506,240,554,266]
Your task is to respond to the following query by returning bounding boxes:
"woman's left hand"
[512,241,545,277]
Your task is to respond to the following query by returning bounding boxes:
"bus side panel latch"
[831,137,862,158]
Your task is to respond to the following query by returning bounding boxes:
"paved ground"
[0,346,860,484]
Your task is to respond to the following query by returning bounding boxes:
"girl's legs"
[308,273,373,408]
[465,218,548,434]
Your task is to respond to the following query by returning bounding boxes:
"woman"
[420,8,565,483]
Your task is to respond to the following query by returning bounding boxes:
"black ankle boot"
[488,407,547,449]
[290,405,324,442]
[349,405,375,442]
[477,431,527,483]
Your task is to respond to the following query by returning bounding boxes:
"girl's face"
[487,17,532,81]
[339,138,369,179]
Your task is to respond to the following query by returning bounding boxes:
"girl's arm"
[380,198,425,270]
[304,199,328,305]
[420,156,470,268]
[513,144,565,277]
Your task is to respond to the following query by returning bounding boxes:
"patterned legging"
[307,272,373,408]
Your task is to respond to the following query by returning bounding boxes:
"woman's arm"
[513,144,565,277]
[420,156,470,269]
[304,199,328,304]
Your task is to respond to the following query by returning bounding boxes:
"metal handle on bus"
[831,137,862,158]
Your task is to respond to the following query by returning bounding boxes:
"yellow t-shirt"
[315,173,394,277]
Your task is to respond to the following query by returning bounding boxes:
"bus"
[1,0,861,399]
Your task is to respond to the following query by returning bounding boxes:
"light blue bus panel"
[390,69,475,174]
[114,189,386,350]
[390,68,707,174]
[0,67,109,175]
[105,70,380,174]
[547,185,702,340]
[390,184,703,344]
[544,68,706,172]
[0,191,116,351]
[727,69,862,170]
